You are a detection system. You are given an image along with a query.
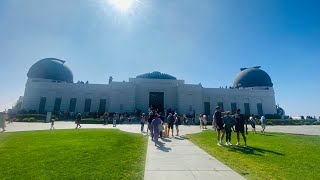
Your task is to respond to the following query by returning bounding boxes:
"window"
[244,103,250,116]
[84,99,92,112]
[38,97,47,114]
[257,103,263,116]
[99,99,107,113]
[69,98,77,112]
[189,105,193,112]
[231,103,237,114]
[54,98,62,112]
[217,102,224,111]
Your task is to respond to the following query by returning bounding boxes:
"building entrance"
[149,92,164,113]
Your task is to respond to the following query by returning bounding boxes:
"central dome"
[136,71,177,80]
[233,66,273,88]
[27,58,73,82]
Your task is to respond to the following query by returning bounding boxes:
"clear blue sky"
[0,0,319,117]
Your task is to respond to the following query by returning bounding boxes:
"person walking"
[214,106,225,146]
[147,112,154,138]
[120,115,124,124]
[140,113,146,133]
[199,114,203,129]
[249,114,256,134]
[182,114,188,125]
[151,114,163,146]
[50,118,55,130]
[128,115,133,124]
[0,112,6,132]
[174,113,181,136]
[235,109,247,147]
[223,112,235,145]
[75,113,82,129]
[202,115,208,129]
[103,112,109,125]
[113,114,117,127]
[260,115,267,133]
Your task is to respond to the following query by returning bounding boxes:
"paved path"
[144,137,245,180]
[3,122,319,136]
[2,122,203,135]
[255,125,320,136]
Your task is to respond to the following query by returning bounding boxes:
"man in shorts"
[234,109,247,147]
[167,113,174,137]
[214,106,225,146]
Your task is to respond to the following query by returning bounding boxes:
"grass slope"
[0,129,147,179]
[187,131,320,180]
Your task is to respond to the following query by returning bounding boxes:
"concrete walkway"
[144,137,245,180]
[255,125,320,136]
[3,122,320,136]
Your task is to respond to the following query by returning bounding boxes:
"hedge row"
[261,119,319,126]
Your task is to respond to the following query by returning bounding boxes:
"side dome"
[27,58,73,82]
[233,66,273,88]
[136,71,177,80]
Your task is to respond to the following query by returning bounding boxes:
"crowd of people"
[1,107,268,149]
[213,106,267,147]
[140,105,268,147]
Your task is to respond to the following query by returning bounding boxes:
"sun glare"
[108,0,136,13]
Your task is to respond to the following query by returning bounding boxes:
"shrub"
[20,117,41,122]
[263,119,317,126]
[313,121,320,125]
[304,122,311,125]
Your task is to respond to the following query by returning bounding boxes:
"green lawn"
[0,129,147,179]
[187,131,320,180]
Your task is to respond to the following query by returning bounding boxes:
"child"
[50,118,55,130]
[223,112,234,146]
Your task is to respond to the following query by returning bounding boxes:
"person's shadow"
[156,141,172,152]
[228,146,284,156]
[174,136,188,140]
[161,138,172,142]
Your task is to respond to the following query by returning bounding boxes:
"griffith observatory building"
[19,58,277,116]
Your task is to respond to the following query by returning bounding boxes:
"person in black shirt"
[167,113,174,137]
[213,106,225,146]
[234,109,247,147]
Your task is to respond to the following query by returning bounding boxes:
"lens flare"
[108,0,136,13]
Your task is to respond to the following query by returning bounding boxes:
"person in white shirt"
[249,114,256,134]
[260,115,266,133]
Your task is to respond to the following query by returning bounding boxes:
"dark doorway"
[149,92,164,113]
[204,102,210,115]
